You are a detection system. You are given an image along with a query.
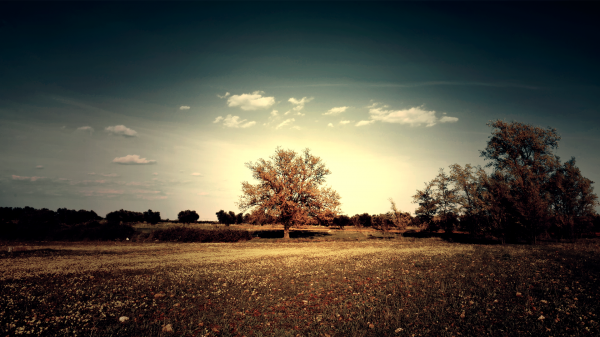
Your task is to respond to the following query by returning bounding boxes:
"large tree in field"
[480,120,561,243]
[412,180,438,230]
[237,147,341,239]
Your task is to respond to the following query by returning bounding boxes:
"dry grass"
[1,238,599,336]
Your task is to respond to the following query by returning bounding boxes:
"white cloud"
[276,118,295,129]
[340,120,351,125]
[76,126,94,134]
[270,110,278,116]
[356,120,375,127]
[440,116,459,123]
[100,173,118,177]
[217,92,231,99]
[191,172,203,176]
[369,105,438,127]
[291,126,301,130]
[215,114,256,128]
[179,106,191,110]
[288,97,314,114]
[88,172,96,175]
[323,106,349,115]
[35,165,44,169]
[327,123,334,128]
[227,91,275,110]
[197,192,209,196]
[105,125,138,137]
[284,110,292,115]
[112,154,157,165]
[153,172,158,176]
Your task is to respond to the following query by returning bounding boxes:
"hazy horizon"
[1,2,599,220]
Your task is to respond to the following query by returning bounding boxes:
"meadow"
[1,230,599,336]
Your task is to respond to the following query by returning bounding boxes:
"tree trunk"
[284,225,290,240]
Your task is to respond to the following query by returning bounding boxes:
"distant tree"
[237,147,341,239]
[372,213,395,232]
[357,213,372,228]
[178,210,199,224]
[243,213,251,224]
[143,209,161,225]
[449,164,487,235]
[236,212,244,224]
[216,210,234,226]
[333,214,350,230]
[480,120,561,243]
[432,168,460,233]
[106,209,144,225]
[350,214,361,227]
[316,209,335,227]
[389,198,410,230]
[413,181,438,231]
[228,211,237,225]
[56,208,101,225]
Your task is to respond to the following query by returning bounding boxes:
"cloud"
[288,97,313,114]
[112,155,157,165]
[340,120,351,125]
[217,92,231,99]
[137,195,168,200]
[105,125,138,137]
[191,172,203,176]
[291,126,301,130]
[323,106,349,116]
[365,102,459,127]
[276,118,295,129]
[356,120,375,127]
[327,123,334,128]
[227,91,275,110]
[12,175,44,182]
[100,173,118,177]
[76,126,94,134]
[197,192,209,196]
[270,110,278,116]
[153,172,158,176]
[440,116,459,123]
[214,114,256,128]
[179,106,191,110]
[35,165,44,169]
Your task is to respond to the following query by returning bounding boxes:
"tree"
[449,164,487,235]
[432,168,459,233]
[237,147,341,239]
[389,198,409,230]
[236,212,244,224]
[178,210,199,224]
[412,181,438,231]
[548,157,599,239]
[106,209,144,225]
[333,214,350,230]
[357,213,372,228]
[480,120,561,243]
[143,209,161,225]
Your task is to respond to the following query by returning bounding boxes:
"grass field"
[1,234,599,336]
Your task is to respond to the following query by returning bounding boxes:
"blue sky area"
[1,2,598,220]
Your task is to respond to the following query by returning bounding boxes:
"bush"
[151,227,252,243]
[178,210,200,223]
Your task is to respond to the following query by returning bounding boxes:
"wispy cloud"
[191,172,203,176]
[440,116,459,123]
[217,92,231,99]
[113,155,157,165]
[327,123,334,128]
[339,120,351,125]
[105,125,137,137]
[179,106,191,110]
[276,118,295,129]
[214,114,256,128]
[12,175,44,182]
[227,91,275,110]
[356,120,375,127]
[197,192,209,196]
[35,165,44,169]
[76,126,94,134]
[323,106,349,116]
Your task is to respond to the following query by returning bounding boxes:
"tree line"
[412,120,600,243]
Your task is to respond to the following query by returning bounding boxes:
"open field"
[1,237,599,336]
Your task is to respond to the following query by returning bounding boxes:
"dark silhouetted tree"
[178,210,199,224]
[237,147,341,239]
[413,181,438,231]
[333,214,350,230]
[143,209,161,225]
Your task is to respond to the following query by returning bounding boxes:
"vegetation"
[237,147,342,239]
[414,120,599,243]
[147,226,252,243]
[1,239,599,336]
[177,210,200,224]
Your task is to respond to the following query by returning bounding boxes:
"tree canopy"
[237,147,341,239]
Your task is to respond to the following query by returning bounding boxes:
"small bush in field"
[151,226,252,242]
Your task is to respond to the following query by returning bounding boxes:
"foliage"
[237,147,341,239]
[53,221,135,241]
[106,209,144,225]
[412,181,438,231]
[332,214,350,230]
[150,227,252,242]
[142,209,161,225]
[216,210,235,226]
[177,210,199,224]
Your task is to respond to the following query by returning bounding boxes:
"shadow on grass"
[252,230,332,239]
[402,230,502,245]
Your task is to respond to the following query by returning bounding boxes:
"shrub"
[178,210,200,223]
[53,221,135,241]
[151,227,252,242]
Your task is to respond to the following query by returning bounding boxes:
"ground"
[1,232,599,336]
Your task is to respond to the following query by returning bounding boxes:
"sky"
[1,2,599,220]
